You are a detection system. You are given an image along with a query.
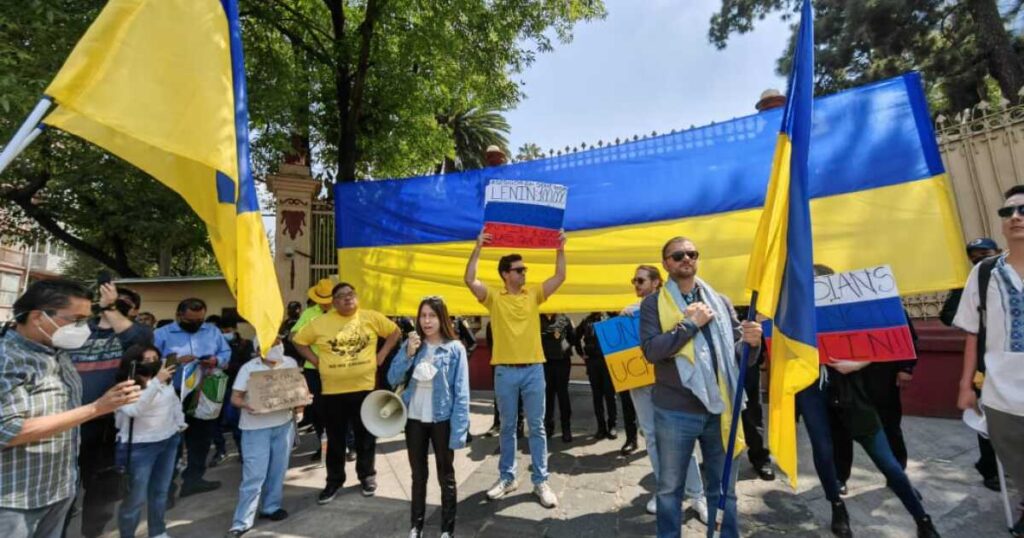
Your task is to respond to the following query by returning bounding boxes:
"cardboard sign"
[594,315,655,392]
[483,179,567,248]
[764,265,917,363]
[246,367,310,414]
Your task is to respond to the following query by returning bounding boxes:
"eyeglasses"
[664,250,700,262]
[510,267,527,274]
[631,277,648,285]
[45,312,90,327]
[333,292,357,300]
[997,205,1024,219]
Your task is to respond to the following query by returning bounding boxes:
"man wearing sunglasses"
[464,229,566,509]
[639,236,761,538]
[955,186,1024,537]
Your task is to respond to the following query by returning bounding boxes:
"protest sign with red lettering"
[483,179,567,248]
[764,265,916,363]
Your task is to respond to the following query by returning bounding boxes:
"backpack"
[975,256,999,374]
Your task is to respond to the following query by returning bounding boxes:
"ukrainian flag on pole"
[39,0,282,355]
[745,0,819,489]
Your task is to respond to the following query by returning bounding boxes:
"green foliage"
[710,0,1024,114]
[0,0,604,276]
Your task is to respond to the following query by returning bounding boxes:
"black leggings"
[406,419,456,533]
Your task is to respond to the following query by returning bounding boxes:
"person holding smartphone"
[113,345,184,538]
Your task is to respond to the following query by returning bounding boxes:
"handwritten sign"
[594,315,655,392]
[483,179,567,249]
[765,265,917,363]
[246,367,310,414]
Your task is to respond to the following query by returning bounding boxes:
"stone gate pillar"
[268,164,318,307]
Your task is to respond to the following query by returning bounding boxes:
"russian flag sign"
[483,179,567,248]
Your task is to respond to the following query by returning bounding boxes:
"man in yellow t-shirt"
[464,229,566,508]
[293,282,400,504]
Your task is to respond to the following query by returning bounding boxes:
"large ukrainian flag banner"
[41,0,282,355]
[745,0,819,489]
[336,68,966,317]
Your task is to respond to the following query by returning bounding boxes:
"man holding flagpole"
[640,237,761,538]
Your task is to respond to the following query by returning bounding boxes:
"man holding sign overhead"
[464,228,566,509]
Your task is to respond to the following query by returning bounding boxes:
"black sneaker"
[755,463,776,481]
[606,427,618,440]
[594,429,609,440]
[830,500,852,538]
[361,476,378,497]
[318,484,340,505]
[561,430,573,443]
[620,440,638,456]
[982,476,1001,492]
[838,482,848,496]
[1010,515,1023,538]
[258,509,289,521]
[915,515,940,538]
[225,528,249,538]
[346,449,357,462]
[180,479,221,498]
[484,423,501,437]
[310,448,322,463]
[210,451,227,468]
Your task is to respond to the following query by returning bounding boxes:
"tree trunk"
[967,0,1024,104]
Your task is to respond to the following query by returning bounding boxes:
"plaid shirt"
[0,329,82,509]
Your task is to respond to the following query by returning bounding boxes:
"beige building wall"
[114,276,257,339]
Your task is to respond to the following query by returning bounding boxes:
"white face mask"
[412,360,438,382]
[265,343,286,364]
[42,313,91,350]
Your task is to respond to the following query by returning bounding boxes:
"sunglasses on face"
[631,277,648,285]
[998,205,1024,219]
[509,267,527,274]
[665,250,699,262]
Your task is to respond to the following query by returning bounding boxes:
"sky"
[505,0,793,156]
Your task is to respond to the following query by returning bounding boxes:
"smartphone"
[128,361,137,382]
[163,353,178,369]
[97,270,112,288]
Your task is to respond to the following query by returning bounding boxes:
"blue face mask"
[223,332,236,342]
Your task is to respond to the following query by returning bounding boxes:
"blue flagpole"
[713,290,758,536]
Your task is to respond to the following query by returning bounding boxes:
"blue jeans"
[117,433,181,538]
[631,386,704,499]
[231,422,294,531]
[795,381,842,502]
[494,364,548,485]
[856,429,926,519]
[654,406,737,538]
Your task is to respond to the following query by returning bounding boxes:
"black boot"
[830,500,852,537]
[915,515,940,538]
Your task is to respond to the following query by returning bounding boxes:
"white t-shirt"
[953,256,1024,417]
[407,344,437,423]
[233,356,299,430]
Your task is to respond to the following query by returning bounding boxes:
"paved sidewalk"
[70,387,1018,537]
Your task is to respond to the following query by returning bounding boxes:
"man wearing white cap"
[485,145,507,167]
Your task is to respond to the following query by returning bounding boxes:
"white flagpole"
[0,97,53,175]
[997,457,1014,529]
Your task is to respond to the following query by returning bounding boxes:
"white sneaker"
[646,496,657,514]
[408,529,421,538]
[533,481,558,508]
[440,533,452,538]
[486,477,519,500]
[692,496,709,525]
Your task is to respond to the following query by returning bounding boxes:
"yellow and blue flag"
[745,0,820,488]
[40,0,282,355]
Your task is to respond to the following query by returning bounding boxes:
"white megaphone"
[360,389,407,438]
